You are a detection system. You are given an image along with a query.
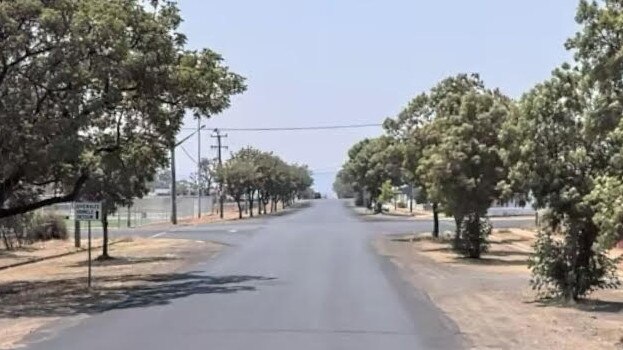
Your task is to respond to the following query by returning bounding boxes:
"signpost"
[74,202,101,288]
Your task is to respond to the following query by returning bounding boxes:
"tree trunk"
[432,202,439,239]
[453,214,463,246]
[467,214,481,259]
[237,200,243,219]
[101,205,110,259]
[409,184,413,214]
[248,192,254,217]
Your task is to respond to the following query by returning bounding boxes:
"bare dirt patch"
[0,237,222,349]
[376,229,623,350]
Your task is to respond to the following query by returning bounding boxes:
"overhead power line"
[179,144,197,165]
[181,123,382,132]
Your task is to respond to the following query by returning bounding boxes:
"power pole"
[197,118,202,218]
[211,129,228,219]
[170,125,205,225]
[170,145,177,224]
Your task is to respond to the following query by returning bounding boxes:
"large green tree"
[418,75,512,258]
[500,0,623,301]
[340,137,403,213]
[384,93,441,236]
[503,65,621,301]
[0,0,245,219]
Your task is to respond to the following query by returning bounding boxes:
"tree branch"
[0,173,89,219]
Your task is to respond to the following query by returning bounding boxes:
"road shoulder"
[375,229,623,349]
[0,237,223,349]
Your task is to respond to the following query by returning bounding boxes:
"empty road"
[25,200,506,349]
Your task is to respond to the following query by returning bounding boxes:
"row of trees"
[218,147,314,218]
[337,0,623,301]
[0,0,245,258]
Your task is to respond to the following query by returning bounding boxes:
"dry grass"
[376,229,623,350]
[0,237,222,349]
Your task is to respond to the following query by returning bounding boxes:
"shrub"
[0,213,33,250]
[529,217,620,300]
[397,201,407,209]
[28,213,68,241]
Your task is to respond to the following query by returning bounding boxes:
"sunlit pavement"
[24,200,533,350]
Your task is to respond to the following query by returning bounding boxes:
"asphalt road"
[25,200,533,350]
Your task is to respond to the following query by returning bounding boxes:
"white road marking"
[228,229,238,233]
[151,231,168,238]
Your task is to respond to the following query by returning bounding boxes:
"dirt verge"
[0,237,222,349]
[376,229,623,349]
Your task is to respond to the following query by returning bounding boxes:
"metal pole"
[171,145,177,224]
[74,220,81,248]
[197,119,202,218]
[218,133,224,218]
[409,184,413,214]
[87,220,92,288]
[211,129,227,219]
[127,205,131,228]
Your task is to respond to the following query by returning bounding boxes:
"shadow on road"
[0,273,274,318]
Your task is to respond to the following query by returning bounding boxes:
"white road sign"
[74,202,102,221]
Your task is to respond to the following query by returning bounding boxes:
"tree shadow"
[421,246,455,254]
[68,256,180,267]
[270,201,312,217]
[485,250,532,257]
[452,256,528,266]
[495,237,532,245]
[0,250,20,260]
[0,272,274,318]
[531,298,623,314]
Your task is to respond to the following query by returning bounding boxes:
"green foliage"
[333,170,355,199]
[502,65,621,301]
[378,180,394,204]
[529,212,620,300]
[415,75,512,257]
[500,1,623,298]
[191,158,217,195]
[0,0,245,219]
[453,214,491,259]
[217,147,313,218]
[339,136,403,209]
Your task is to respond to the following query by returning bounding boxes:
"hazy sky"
[173,0,578,195]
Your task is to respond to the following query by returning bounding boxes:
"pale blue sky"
[173,0,578,195]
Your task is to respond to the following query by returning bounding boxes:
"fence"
[39,195,217,230]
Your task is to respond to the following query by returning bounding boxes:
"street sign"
[73,201,101,288]
[74,202,101,221]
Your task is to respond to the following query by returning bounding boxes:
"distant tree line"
[217,147,314,219]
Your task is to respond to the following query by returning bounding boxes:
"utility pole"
[170,124,205,225]
[170,145,177,224]
[197,118,202,218]
[211,129,228,219]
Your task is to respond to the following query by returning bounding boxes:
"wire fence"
[39,196,218,231]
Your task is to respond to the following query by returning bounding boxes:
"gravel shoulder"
[0,237,222,349]
[375,229,623,349]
